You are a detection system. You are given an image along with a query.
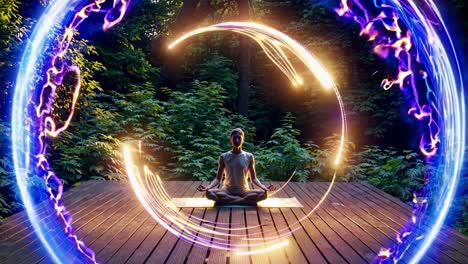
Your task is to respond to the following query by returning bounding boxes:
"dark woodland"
[0,0,466,234]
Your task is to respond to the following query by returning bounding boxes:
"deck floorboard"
[0,180,466,264]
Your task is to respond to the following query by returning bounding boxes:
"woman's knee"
[206,189,217,201]
[258,190,268,201]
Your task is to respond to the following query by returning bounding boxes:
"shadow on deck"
[0,180,466,263]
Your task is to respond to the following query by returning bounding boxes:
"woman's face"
[230,132,244,148]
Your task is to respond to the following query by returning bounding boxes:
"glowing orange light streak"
[236,239,289,256]
[169,22,346,165]
[124,145,290,253]
[124,22,348,255]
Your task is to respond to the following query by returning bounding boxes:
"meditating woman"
[197,128,275,205]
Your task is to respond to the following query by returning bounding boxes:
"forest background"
[0,0,466,234]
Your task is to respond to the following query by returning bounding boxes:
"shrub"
[346,146,426,201]
[255,113,313,182]
[163,81,255,181]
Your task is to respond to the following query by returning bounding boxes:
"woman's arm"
[248,155,274,191]
[198,155,224,191]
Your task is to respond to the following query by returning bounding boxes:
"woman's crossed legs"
[206,189,267,206]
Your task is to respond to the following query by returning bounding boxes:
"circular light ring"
[11,0,464,263]
[123,21,347,255]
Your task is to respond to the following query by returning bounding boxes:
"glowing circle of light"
[10,0,465,262]
[123,21,347,255]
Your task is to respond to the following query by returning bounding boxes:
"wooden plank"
[95,181,176,262]
[344,183,466,263]
[0,180,107,240]
[53,187,133,261]
[227,207,250,264]
[311,182,414,264]
[338,183,451,263]
[103,181,178,264]
[1,183,117,245]
[23,184,124,264]
[276,182,346,264]
[112,181,192,264]
[284,183,370,263]
[37,181,173,264]
[185,207,219,264]
[310,183,397,253]
[272,182,314,264]
[125,181,199,264]
[91,206,148,258]
[34,182,124,262]
[294,182,381,261]
[144,181,201,263]
[238,182,271,264]
[165,181,208,263]
[281,182,360,263]
[258,182,288,264]
[2,180,111,250]
[299,184,383,261]
[328,182,440,264]
[205,208,230,264]
[243,207,270,264]
[356,182,468,249]
[243,181,288,264]
[1,181,465,264]
[3,182,124,263]
[0,180,97,232]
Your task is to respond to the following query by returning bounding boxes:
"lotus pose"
[197,128,275,205]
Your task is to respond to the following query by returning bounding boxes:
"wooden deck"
[0,180,466,264]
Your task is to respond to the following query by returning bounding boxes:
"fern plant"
[255,113,312,182]
[163,81,255,181]
[346,146,426,201]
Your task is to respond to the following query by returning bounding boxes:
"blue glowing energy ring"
[12,0,128,263]
[11,0,465,263]
[12,2,82,263]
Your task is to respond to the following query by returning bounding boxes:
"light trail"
[12,0,131,262]
[236,239,290,256]
[169,22,347,166]
[336,0,465,262]
[124,145,310,252]
[11,0,463,262]
[123,22,346,254]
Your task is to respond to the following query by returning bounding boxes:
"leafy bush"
[0,123,18,221]
[0,0,33,220]
[307,134,356,181]
[255,113,313,182]
[163,81,255,181]
[345,146,426,201]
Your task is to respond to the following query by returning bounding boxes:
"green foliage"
[195,53,239,108]
[163,81,255,180]
[345,146,426,201]
[0,123,18,221]
[255,113,312,182]
[307,134,357,182]
[345,84,405,139]
[0,0,34,221]
[1,0,463,235]
[51,36,117,183]
[0,0,32,119]
[446,192,468,236]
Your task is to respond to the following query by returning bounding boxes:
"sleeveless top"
[221,150,253,195]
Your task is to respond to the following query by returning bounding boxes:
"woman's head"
[230,128,245,149]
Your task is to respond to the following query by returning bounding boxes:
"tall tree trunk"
[236,0,250,116]
[153,0,200,89]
